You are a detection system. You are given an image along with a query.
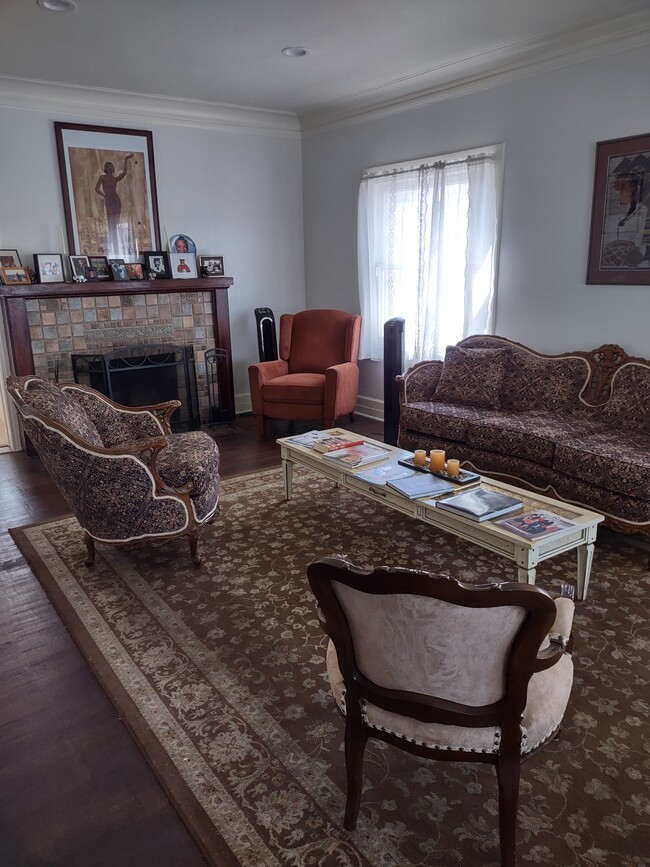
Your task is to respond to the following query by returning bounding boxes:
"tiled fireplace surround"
[0,278,235,444]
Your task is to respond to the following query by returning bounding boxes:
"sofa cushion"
[400,402,504,443]
[466,411,606,467]
[20,378,103,446]
[553,430,650,500]
[500,352,590,413]
[262,373,325,405]
[433,345,510,409]
[600,364,650,434]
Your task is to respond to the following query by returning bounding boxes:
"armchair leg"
[188,533,202,568]
[496,754,520,867]
[84,532,95,567]
[349,411,355,423]
[256,414,266,436]
[343,721,368,831]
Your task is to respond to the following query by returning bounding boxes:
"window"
[357,145,504,363]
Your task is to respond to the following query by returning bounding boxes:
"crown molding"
[0,75,301,137]
[300,8,650,134]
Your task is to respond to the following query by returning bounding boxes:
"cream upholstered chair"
[248,309,361,436]
[6,375,220,566]
[307,556,575,867]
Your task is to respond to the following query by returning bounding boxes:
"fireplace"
[0,276,235,453]
[72,344,200,431]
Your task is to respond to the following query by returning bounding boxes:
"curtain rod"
[362,152,495,181]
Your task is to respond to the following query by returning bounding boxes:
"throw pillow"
[433,345,510,409]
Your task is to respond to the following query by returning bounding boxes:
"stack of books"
[312,435,364,453]
[322,442,390,467]
[386,473,455,499]
[435,488,523,522]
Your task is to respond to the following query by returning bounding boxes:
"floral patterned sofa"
[6,375,220,565]
[397,336,650,539]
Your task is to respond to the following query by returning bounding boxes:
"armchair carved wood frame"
[308,556,575,867]
[6,376,220,567]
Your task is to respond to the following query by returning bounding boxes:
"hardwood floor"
[0,414,384,867]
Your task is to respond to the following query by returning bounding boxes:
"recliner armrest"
[324,362,360,422]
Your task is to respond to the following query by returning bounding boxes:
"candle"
[413,449,427,467]
[429,449,445,471]
[446,458,460,477]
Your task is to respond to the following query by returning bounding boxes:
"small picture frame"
[0,249,22,269]
[125,262,145,281]
[69,254,90,279]
[84,266,99,282]
[169,233,196,254]
[109,259,129,281]
[199,255,225,277]
[88,255,112,280]
[0,266,31,285]
[170,252,198,279]
[143,250,171,279]
[34,253,65,283]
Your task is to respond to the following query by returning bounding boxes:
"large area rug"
[10,467,650,866]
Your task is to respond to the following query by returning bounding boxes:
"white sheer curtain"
[358,146,503,363]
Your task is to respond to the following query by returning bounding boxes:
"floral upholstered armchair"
[308,556,575,867]
[6,375,220,566]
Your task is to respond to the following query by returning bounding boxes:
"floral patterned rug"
[10,467,650,867]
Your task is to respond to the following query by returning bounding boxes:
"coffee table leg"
[517,567,537,586]
[283,459,293,501]
[576,543,594,601]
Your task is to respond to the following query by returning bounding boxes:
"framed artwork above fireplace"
[55,122,161,262]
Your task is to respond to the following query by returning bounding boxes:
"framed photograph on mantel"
[54,122,161,262]
[587,133,650,285]
[0,249,22,269]
[34,253,65,283]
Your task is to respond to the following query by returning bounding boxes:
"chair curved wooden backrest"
[6,375,221,566]
[307,556,575,867]
[248,309,361,435]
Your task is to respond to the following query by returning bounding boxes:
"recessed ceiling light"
[37,0,77,11]
[281,47,310,58]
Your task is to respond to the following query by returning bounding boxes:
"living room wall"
[301,44,650,403]
[0,95,305,417]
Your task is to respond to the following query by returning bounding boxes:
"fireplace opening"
[71,344,201,432]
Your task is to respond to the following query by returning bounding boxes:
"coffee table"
[277,429,604,600]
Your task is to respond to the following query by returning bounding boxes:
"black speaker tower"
[383,317,405,446]
[254,307,278,362]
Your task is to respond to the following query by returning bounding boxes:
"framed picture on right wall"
[586,133,650,285]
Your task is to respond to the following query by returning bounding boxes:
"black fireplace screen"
[71,343,200,432]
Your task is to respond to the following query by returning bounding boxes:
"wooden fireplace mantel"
[0,275,236,427]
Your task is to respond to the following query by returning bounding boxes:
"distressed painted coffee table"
[277,429,604,600]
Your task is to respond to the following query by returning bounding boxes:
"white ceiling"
[3,0,650,128]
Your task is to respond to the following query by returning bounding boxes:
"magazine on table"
[387,473,456,500]
[435,488,523,522]
[496,509,575,539]
[284,430,332,448]
[312,435,364,453]
[322,442,390,468]
[355,463,418,486]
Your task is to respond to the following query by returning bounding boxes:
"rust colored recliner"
[248,309,361,436]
